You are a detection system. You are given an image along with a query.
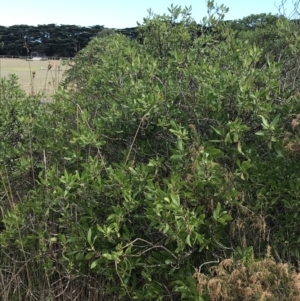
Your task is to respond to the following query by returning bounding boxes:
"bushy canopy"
[1,2,300,300]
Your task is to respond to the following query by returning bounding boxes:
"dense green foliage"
[1,2,300,300]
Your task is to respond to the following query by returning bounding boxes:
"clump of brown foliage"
[194,247,300,301]
[284,113,300,155]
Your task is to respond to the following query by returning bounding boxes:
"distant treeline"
[0,24,107,57]
[0,24,140,57]
[0,14,298,58]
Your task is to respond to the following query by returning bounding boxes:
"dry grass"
[284,114,300,155]
[0,58,68,100]
[194,247,300,301]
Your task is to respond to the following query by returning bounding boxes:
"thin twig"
[125,107,153,165]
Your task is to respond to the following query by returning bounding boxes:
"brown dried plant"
[194,247,300,301]
[284,114,300,155]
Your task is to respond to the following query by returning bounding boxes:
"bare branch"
[275,0,300,18]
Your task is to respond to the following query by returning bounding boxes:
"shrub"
[2,2,300,300]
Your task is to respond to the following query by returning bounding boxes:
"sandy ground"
[0,58,69,99]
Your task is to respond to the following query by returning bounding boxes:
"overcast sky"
[0,0,295,28]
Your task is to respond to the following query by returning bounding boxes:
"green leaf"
[87,228,92,246]
[97,225,104,233]
[142,270,151,282]
[163,223,170,233]
[85,252,94,260]
[237,140,244,155]
[259,115,269,127]
[170,154,182,161]
[210,125,222,136]
[102,253,113,260]
[164,197,170,203]
[185,234,192,247]
[207,147,223,158]
[255,130,266,136]
[177,139,184,151]
[224,132,232,143]
[218,214,232,225]
[170,192,180,207]
[213,210,218,221]
[270,114,280,128]
[275,147,284,157]
[91,259,98,269]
